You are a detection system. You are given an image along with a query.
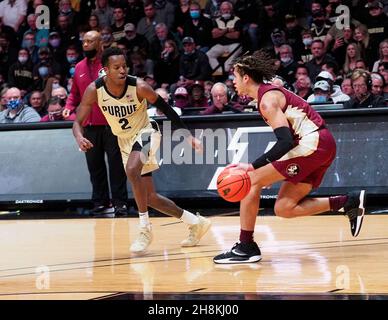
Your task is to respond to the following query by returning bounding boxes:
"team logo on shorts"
[286,164,300,177]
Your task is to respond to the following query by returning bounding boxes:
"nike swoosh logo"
[103,98,109,102]
[80,73,86,77]
[231,249,247,256]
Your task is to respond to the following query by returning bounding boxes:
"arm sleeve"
[252,126,294,169]
[153,95,188,131]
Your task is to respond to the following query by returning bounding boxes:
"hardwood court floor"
[0,214,388,300]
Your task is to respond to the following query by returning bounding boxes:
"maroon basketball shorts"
[272,128,336,188]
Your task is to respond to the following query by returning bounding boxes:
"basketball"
[217,168,251,202]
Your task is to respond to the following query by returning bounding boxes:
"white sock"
[180,210,199,225]
[139,211,150,228]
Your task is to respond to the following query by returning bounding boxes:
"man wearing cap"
[360,1,388,68]
[308,80,333,104]
[120,23,149,57]
[307,70,350,103]
[178,36,212,88]
[173,87,189,110]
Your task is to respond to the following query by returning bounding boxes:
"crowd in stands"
[0,0,387,123]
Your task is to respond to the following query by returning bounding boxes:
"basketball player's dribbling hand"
[76,136,94,152]
[187,135,203,153]
[226,162,254,172]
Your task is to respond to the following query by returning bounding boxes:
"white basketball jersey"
[95,76,150,138]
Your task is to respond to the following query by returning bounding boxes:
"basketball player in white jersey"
[73,47,211,254]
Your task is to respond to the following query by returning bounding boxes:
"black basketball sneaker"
[213,242,262,264]
[341,190,366,237]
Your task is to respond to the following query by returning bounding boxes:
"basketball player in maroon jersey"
[214,51,366,264]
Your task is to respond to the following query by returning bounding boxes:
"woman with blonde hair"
[343,43,361,75]
[372,39,388,72]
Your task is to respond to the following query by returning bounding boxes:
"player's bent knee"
[126,166,142,182]
[274,202,295,218]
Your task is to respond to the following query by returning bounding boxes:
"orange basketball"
[217,168,251,202]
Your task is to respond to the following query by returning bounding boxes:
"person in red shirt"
[214,51,366,264]
[64,30,128,217]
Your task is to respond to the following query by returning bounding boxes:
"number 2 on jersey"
[119,118,131,130]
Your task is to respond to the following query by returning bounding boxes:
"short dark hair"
[48,96,65,108]
[101,47,125,66]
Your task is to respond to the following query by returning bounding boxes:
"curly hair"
[233,50,277,83]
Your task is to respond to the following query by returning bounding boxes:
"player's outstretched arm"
[72,83,97,152]
[136,78,203,153]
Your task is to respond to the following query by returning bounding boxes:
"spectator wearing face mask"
[269,28,286,57]
[33,47,62,86]
[40,96,75,122]
[182,1,214,53]
[100,26,116,50]
[308,80,333,104]
[307,70,350,103]
[0,87,40,123]
[277,44,299,85]
[64,45,81,79]
[8,48,34,95]
[300,30,314,63]
[47,31,67,68]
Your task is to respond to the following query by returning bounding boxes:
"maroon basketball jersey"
[257,84,325,138]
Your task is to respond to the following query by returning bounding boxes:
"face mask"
[84,49,97,59]
[69,66,75,77]
[314,95,327,103]
[221,13,231,20]
[49,38,61,48]
[67,56,77,64]
[49,110,63,121]
[7,99,21,110]
[52,83,60,89]
[303,38,313,46]
[190,10,200,19]
[22,40,34,49]
[18,56,28,64]
[281,57,292,64]
[38,66,49,77]
[101,34,111,42]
